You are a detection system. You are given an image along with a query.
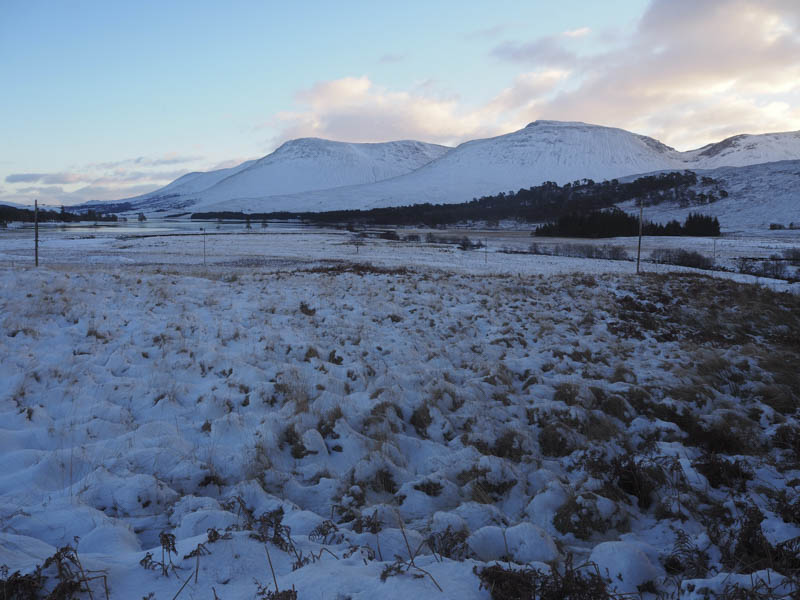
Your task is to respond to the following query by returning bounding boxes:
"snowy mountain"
[147,161,259,197]
[128,139,450,212]
[189,121,800,214]
[121,159,259,212]
[116,121,800,215]
[214,121,685,213]
[683,131,800,168]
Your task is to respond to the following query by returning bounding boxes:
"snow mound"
[467,522,559,564]
[589,541,665,594]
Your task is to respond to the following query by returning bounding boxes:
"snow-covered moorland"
[1,248,799,598]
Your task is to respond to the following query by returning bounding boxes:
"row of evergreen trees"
[0,204,118,224]
[533,209,720,238]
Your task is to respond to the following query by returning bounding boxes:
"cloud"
[463,25,507,40]
[0,183,165,206]
[44,173,88,184]
[17,185,66,194]
[490,0,800,148]
[3,158,200,205]
[7,168,187,187]
[6,173,46,183]
[89,154,203,170]
[484,70,570,114]
[274,2,800,151]
[207,157,259,170]
[66,183,163,201]
[273,76,497,146]
[90,169,190,185]
[6,172,90,184]
[491,36,578,67]
[378,53,405,64]
[563,27,590,38]
[270,69,581,149]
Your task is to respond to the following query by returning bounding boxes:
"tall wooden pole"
[636,201,643,274]
[35,199,39,267]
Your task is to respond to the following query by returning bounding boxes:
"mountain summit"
[128,138,450,212]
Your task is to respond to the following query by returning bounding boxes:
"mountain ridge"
[111,121,800,214]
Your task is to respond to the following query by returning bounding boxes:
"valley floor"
[1,229,799,599]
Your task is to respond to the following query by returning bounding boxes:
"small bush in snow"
[427,526,469,560]
[783,247,800,266]
[693,454,753,491]
[650,248,713,270]
[475,555,613,600]
[378,230,399,241]
[538,424,574,457]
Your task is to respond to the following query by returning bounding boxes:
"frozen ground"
[1,228,799,599]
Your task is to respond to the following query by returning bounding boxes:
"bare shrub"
[694,454,753,491]
[783,247,800,266]
[409,404,432,437]
[608,457,660,509]
[650,248,713,270]
[757,384,798,415]
[475,556,613,600]
[427,526,469,560]
[538,424,574,457]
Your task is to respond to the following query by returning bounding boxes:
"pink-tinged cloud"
[272,72,570,147]
[275,0,800,151]
[562,27,590,38]
[493,0,800,148]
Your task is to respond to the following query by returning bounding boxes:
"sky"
[1,0,799,206]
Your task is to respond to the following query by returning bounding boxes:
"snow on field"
[1,230,799,599]
[1,225,798,291]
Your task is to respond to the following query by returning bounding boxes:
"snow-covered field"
[1,224,798,285]
[2,229,799,599]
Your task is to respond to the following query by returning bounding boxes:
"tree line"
[0,204,119,224]
[533,209,721,238]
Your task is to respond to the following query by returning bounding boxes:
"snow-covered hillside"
[193,139,451,208]
[122,160,259,212]
[684,131,800,169]
[129,139,450,213]
[195,121,689,213]
[616,160,800,233]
